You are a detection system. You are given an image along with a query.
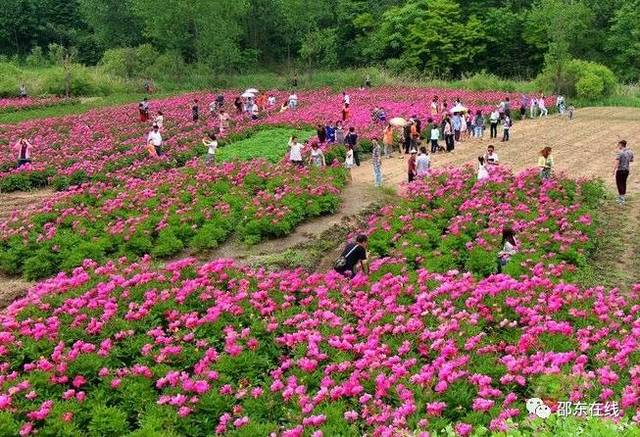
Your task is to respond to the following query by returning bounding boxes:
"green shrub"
[465,247,497,277]
[41,65,111,97]
[0,62,21,97]
[535,59,617,99]
[151,229,184,258]
[23,249,60,280]
[576,73,604,99]
[0,411,20,437]
[88,405,129,437]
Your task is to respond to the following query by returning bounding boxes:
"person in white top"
[288,136,304,166]
[484,145,499,165]
[342,91,350,106]
[497,227,518,273]
[477,156,489,180]
[416,147,431,176]
[147,124,163,156]
[154,111,164,129]
[288,93,298,110]
[218,110,230,133]
[538,96,548,117]
[430,125,440,153]
[489,109,499,139]
[267,95,276,107]
[251,103,259,120]
[203,132,218,164]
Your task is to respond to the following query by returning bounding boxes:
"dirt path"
[0,189,53,305]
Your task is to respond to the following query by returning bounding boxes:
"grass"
[217,127,314,163]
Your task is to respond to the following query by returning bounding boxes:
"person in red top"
[407,148,417,182]
[16,138,32,167]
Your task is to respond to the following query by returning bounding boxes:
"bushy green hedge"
[536,59,617,100]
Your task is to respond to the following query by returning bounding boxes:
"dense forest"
[1,0,639,82]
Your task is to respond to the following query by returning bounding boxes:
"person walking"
[408,148,417,182]
[416,146,430,177]
[538,96,548,117]
[309,142,326,168]
[19,83,27,98]
[614,140,634,204]
[489,108,499,139]
[154,111,164,129]
[430,123,440,153]
[452,112,462,143]
[403,122,412,155]
[335,121,345,145]
[288,136,304,167]
[345,127,360,166]
[444,117,454,152]
[334,234,369,278]
[383,123,394,158]
[203,132,218,165]
[344,145,355,181]
[371,138,383,187]
[529,96,537,119]
[474,110,485,139]
[502,114,511,142]
[538,147,554,180]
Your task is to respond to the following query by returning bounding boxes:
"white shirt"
[267,96,276,106]
[205,140,218,155]
[148,130,162,146]
[485,152,499,164]
[478,164,489,180]
[289,140,303,161]
[416,154,430,175]
[288,94,298,103]
[490,111,499,122]
[430,128,440,140]
[154,115,164,129]
[343,94,350,105]
[209,102,217,112]
[251,104,259,115]
[538,98,546,109]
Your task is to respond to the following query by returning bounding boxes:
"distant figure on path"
[19,83,27,98]
[430,123,440,153]
[344,145,355,181]
[383,123,394,157]
[614,140,634,204]
[371,138,383,187]
[538,96,548,117]
[502,114,511,142]
[365,75,372,88]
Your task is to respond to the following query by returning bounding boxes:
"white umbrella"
[241,91,255,98]
[450,105,468,114]
[389,117,407,127]
[245,88,259,94]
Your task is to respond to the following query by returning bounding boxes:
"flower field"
[1,162,638,436]
[0,87,553,192]
[366,166,604,280]
[0,159,345,280]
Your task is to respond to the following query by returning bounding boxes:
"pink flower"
[455,423,473,437]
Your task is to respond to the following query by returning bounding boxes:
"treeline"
[1,0,639,82]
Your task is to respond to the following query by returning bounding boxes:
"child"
[430,124,440,153]
[502,114,511,142]
[203,132,218,165]
[344,145,355,181]
[497,227,518,273]
[567,104,575,120]
[477,156,489,180]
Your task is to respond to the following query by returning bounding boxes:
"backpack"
[334,244,359,270]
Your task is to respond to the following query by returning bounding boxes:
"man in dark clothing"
[345,127,360,166]
[403,123,412,154]
[334,234,369,278]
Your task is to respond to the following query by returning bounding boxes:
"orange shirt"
[383,127,393,145]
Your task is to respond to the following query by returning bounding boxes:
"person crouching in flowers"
[308,142,326,168]
[497,227,518,273]
[538,147,553,180]
[288,136,304,167]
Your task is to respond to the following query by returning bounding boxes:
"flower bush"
[0,159,345,280]
[365,166,605,280]
[0,253,638,436]
[0,97,76,114]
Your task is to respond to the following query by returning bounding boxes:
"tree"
[606,0,640,82]
[299,29,339,70]
[78,0,144,49]
[375,0,486,77]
